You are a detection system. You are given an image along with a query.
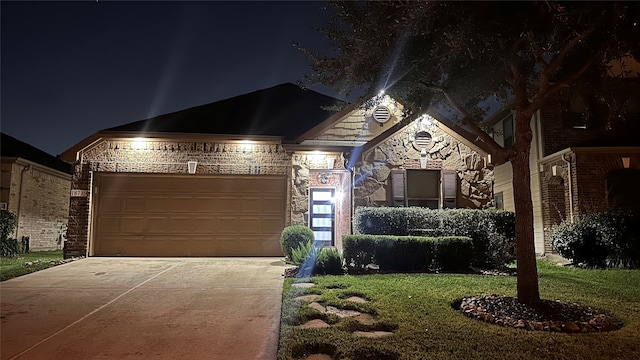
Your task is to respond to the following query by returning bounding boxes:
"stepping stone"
[305,355,332,360]
[296,319,330,329]
[353,331,394,338]
[308,302,327,313]
[325,306,361,318]
[354,313,377,325]
[294,294,322,302]
[292,282,315,289]
[345,296,369,303]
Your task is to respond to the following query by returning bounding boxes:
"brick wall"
[539,97,610,157]
[4,161,71,250]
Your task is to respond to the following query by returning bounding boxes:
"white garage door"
[92,173,286,256]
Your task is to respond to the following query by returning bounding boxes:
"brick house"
[491,85,640,255]
[1,133,72,250]
[61,83,494,258]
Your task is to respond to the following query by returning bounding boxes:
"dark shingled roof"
[106,83,345,140]
[1,133,72,174]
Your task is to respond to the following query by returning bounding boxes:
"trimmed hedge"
[354,207,515,268]
[343,235,472,274]
[551,211,640,269]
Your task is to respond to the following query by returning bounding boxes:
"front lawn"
[0,250,64,281]
[278,260,640,360]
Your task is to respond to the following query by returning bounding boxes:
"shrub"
[551,211,640,269]
[435,236,474,271]
[291,240,323,277]
[342,235,376,274]
[280,225,314,261]
[315,247,344,275]
[1,238,20,257]
[374,236,436,272]
[1,211,19,257]
[354,207,515,269]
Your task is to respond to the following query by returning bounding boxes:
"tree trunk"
[511,149,541,306]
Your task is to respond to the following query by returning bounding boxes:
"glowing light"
[378,90,385,96]
[239,140,254,151]
[131,138,148,150]
[308,151,326,161]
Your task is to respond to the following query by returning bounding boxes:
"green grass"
[0,250,64,281]
[278,260,640,360]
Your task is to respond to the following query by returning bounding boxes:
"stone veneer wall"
[352,121,494,208]
[66,138,292,258]
[2,162,71,250]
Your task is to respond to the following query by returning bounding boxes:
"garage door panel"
[93,173,286,256]
[99,196,123,213]
[96,216,121,234]
[123,197,145,212]
[122,218,144,234]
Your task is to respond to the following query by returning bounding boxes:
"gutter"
[561,153,574,222]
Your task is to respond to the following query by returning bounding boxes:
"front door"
[309,188,335,247]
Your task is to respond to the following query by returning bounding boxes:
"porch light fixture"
[420,148,428,169]
[487,154,493,165]
[552,165,558,177]
[131,138,148,150]
[622,157,630,169]
[326,157,335,169]
[308,152,326,161]
[187,161,198,174]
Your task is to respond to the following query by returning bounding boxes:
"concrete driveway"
[1,257,287,360]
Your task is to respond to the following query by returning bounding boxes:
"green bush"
[374,236,436,272]
[435,236,474,271]
[342,234,472,274]
[315,247,344,275]
[1,238,20,257]
[551,211,639,269]
[1,211,19,257]
[280,225,315,261]
[354,207,515,268]
[342,235,376,274]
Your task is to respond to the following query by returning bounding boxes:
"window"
[495,192,504,210]
[406,170,440,208]
[390,170,457,209]
[503,115,514,148]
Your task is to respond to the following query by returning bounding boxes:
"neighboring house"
[491,85,640,255]
[1,133,72,250]
[61,83,494,258]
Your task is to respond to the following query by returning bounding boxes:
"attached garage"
[91,173,286,256]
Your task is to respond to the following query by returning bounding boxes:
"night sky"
[1,1,340,156]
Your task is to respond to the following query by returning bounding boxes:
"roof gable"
[1,133,72,174]
[106,83,344,140]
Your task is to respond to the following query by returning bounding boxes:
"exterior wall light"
[622,157,630,169]
[420,148,428,169]
[187,161,198,174]
[131,138,148,150]
[552,165,558,176]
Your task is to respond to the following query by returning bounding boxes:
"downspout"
[16,164,31,239]
[562,152,574,222]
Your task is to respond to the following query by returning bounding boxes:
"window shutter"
[442,171,457,208]
[391,170,406,207]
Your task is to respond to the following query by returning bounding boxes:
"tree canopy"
[303,1,639,306]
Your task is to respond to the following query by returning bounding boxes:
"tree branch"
[527,31,548,68]
[544,26,596,77]
[417,81,506,156]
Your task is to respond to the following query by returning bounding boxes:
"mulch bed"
[458,295,624,333]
